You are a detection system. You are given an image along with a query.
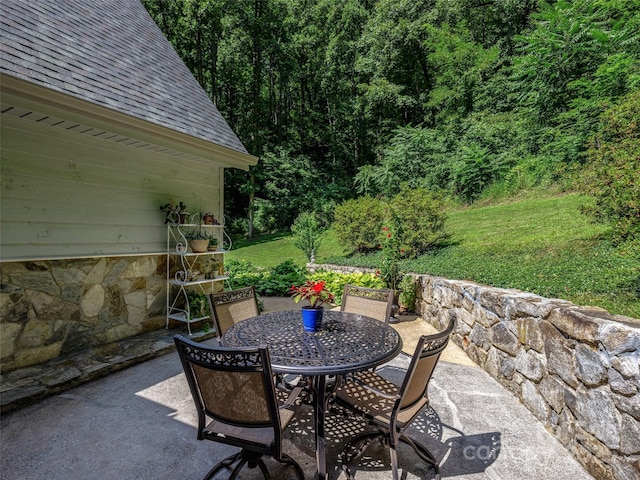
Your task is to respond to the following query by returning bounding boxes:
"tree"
[291,211,325,262]
[513,0,639,124]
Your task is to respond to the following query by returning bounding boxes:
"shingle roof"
[0,0,249,156]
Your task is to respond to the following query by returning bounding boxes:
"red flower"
[289,280,335,308]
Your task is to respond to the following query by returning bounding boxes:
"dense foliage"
[332,188,448,258]
[324,194,639,318]
[225,257,384,304]
[333,196,388,252]
[143,0,639,246]
[579,90,640,256]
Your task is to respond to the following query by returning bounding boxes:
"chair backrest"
[174,335,281,445]
[208,286,259,337]
[397,319,455,415]
[340,284,394,324]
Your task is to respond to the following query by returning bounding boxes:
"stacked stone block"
[1,256,166,373]
[416,274,639,480]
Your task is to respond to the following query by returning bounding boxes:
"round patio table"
[222,309,402,480]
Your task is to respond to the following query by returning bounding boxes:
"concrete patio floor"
[0,297,593,479]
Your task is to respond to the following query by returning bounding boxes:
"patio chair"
[208,286,259,338]
[174,335,305,480]
[340,284,394,324]
[332,318,455,480]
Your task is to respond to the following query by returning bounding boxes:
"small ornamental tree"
[291,211,324,263]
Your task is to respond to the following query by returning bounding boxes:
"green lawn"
[228,193,639,319]
[403,194,639,319]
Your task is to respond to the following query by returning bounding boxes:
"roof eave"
[1,73,258,170]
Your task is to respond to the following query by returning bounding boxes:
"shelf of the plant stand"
[168,276,229,286]
[170,223,224,228]
[169,249,228,256]
[167,311,210,323]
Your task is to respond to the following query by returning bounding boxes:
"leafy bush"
[266,260,308,294]
[449,143,511,202]
[397,275,417,311]
[226,257,385,304]
[579,91,640,253]
[389,187,449,258]
[225,258,266,289]
[307,270,385,305]
[482,155,556,199]
[333,188,449,263]
[354,126,451,197]
[226,258,307,296]
[333,196,388,253]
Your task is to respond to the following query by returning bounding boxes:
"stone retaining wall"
[0,256,167,373]
[309,263,639,480]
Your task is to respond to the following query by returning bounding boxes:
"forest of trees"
[142,0,639,247]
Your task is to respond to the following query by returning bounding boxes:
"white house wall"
[1,114,225,261]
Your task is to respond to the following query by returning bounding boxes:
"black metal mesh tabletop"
[222,310,403,376]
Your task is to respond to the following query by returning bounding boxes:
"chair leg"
[340,431,385,480]
[255,458,271,480]
[389,444,400,480]
[399,434,440,479]
[341,431,440,480]
[204,449,289,480]
[228,457,248,480]
[274,453,305,480]
[203,451,243,480]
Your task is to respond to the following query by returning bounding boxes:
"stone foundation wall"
[309,264,639,480]
[0,256,167,373]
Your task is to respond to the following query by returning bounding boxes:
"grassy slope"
[228,194,639,319]
[403,194,639,318]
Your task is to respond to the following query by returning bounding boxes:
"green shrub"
[307,270,385,305]
[225,258,266,289]
[265,260,308,295]
[397,275,417,311]
[226,257,385,302]
[579,91,640,251]
[226,258,307,296]
[186,291,210,319]
[333,196,388,253]
[389,187,449,258]
[450,143,510,202]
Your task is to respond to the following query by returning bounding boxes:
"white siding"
[0,114,225,260]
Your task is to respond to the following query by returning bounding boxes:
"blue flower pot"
[301,306,324,332]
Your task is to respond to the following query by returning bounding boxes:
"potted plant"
[202,212,220,225]
[207,235,219,251]
[290,280,335,332]
[160,201,188,225]
[201,258,222,279]
[397,275,416,314]
[184,212,209,252]
[186,291,209,319]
